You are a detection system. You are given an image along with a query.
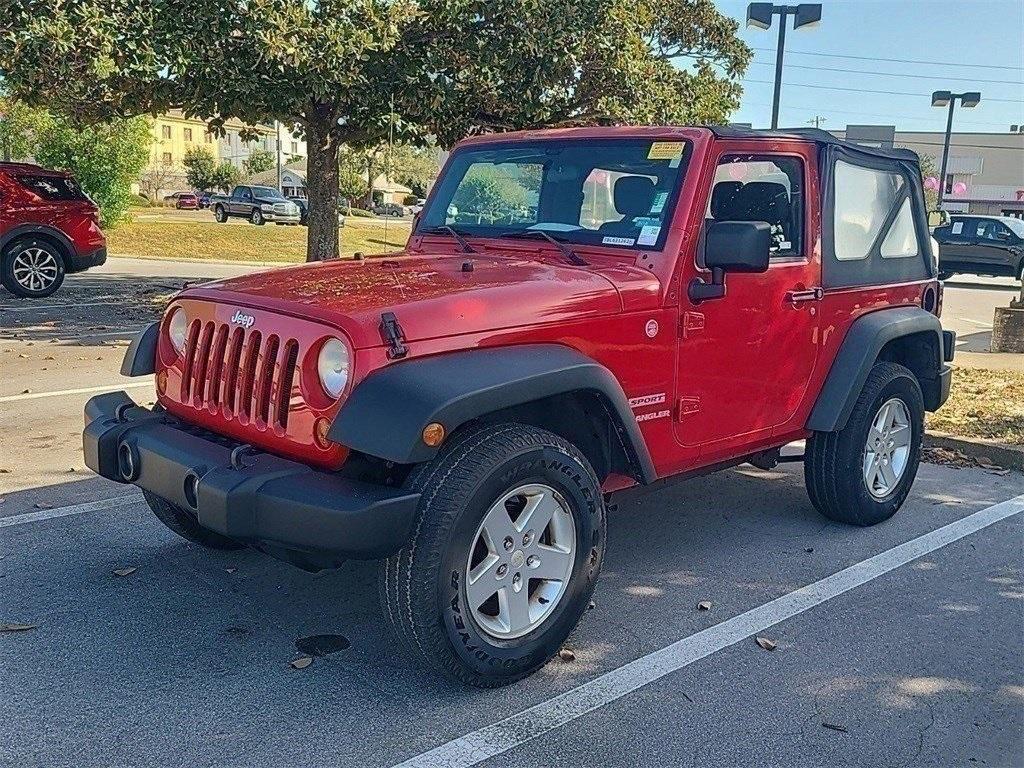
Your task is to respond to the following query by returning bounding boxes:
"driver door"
[674,144,821,461]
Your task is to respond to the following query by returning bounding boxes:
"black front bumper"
[83,391,420,564]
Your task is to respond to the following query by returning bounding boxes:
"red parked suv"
[84,126,953,687]
[0,162,106,298]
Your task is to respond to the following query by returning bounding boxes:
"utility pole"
[275,121,282,193]
[807,115,826,129]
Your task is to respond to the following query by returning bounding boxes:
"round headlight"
[168,307,188,354]
[317,338,350,399]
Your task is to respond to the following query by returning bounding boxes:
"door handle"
[785,287,823,305]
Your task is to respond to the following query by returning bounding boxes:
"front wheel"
[805,362,924,526]
[1,238,66,298]
[250,209,264,225]
[380,423,605,687]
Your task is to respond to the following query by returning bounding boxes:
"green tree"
[212,162,241,193]
[183,146,218,191]
[0,0,749,260]
[33,113,150,227]
[0,91,47,161]
[453,166,530,224]
[243,147,274,179]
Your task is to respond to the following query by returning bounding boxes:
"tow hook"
[230,444,257,470]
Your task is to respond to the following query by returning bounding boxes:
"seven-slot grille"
[273,202,295,216]
[179,319,300,430]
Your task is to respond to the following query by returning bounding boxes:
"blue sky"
[711,0,1024,133]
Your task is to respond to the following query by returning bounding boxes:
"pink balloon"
[952,181,968,195]
[923,176,940,191]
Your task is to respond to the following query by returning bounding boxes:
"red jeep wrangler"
[0,162,107,298]
[84,126,954,687]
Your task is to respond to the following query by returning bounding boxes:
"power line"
[744,100,1014,128]
[750,47,1024,72]
[750,60,1024,85]
[743,78,1024,104]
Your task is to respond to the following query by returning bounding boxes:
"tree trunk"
[305,114,341,262]
[364,155,376,210]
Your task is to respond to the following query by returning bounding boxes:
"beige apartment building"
[835,126,1024,217]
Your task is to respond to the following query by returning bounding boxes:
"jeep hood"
[183,253,635,349]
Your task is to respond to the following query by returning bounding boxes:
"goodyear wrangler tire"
[805,362,924,526]
[379,423,606,687]
[142,490,245,550]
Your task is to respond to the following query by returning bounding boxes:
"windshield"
[250,186,285,199]
[418,138,691,251]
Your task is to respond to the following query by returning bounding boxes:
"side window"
[708,154,803,257]
[977,220,1009,242]
[832,160,917,261]
[949,218,968,237]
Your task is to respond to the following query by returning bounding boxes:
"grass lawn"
[107,215,411,263]
[927,366,1024,445]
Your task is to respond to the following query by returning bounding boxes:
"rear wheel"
[379,423,605,687]
[214,205,228,223]
[1,237,66,298]
[805,362,923,526]
[142,490,245,550]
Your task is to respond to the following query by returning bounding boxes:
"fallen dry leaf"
[558,648,576,662]
[290,656,313,669]
[112,567,137,577]
[755,636,777,651]
[225,568,237,574]
[821,722,848,733]
[33,502,52,510]
[696,601,712,611]
[0,623,38,632]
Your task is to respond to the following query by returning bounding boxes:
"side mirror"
[689,221,772,303]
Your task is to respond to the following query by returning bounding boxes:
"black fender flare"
[330,344,657,483]
[121,321,160,376]
[806,306,944,432]
[0,224,76,259]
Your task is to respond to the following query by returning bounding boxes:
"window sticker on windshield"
[602,236,636,246]
[647,141,685,161]
[951,221,963,234]
[637,225,661,246]
[650,192,669,214]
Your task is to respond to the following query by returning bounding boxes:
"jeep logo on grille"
[230,310,255,329]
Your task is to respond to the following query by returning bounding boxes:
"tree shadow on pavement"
[0,270,217,346]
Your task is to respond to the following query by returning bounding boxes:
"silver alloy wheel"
[465,483,576,640]
[11,246,60,293]
[863,397,912,498]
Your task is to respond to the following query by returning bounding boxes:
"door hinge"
[677,396,701,419]
[379,312,408,359]
[681,311,705,338]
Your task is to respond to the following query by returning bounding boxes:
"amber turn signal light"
[422,422,445,447]
[313,417,332,449]
[156,370,168,394]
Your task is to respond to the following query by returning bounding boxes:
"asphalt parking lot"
[2,260,1023,768]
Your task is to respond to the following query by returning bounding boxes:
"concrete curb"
[924,431,1024,472]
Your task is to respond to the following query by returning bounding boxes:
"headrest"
[729,181,790,226]
[710,181,742,219]
[613,176,656,218]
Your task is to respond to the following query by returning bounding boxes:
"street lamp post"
[747,3,822,129]
[931,90,981,209]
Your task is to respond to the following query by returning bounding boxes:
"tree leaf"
[290,656,313,669]
[558,647,576,662]
[696,601,712,611]
[755,636,777,651]
[112,567,137,577]
[0,623,38,632]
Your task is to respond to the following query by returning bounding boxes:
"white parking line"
[0,381,152,403]
[0,494,141,529]
[391,494,1024,768]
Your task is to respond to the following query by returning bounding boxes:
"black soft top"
[708,126,920,164]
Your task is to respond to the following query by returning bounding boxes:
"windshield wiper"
[497,229,589,266]
[419,225,476,254]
